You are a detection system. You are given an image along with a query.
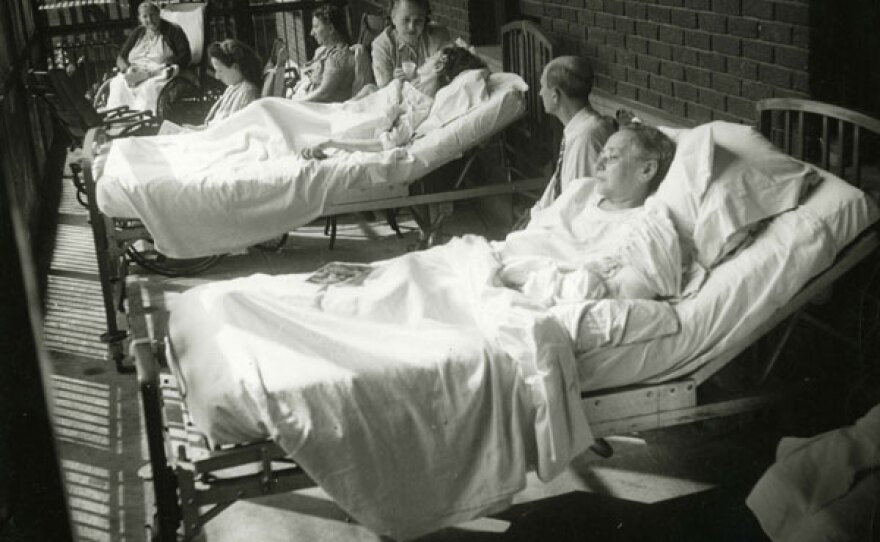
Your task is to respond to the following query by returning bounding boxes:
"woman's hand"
[301,140,331,160]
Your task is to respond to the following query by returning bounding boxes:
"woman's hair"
[544,56,594,103]
[313,5,352,44]
[208,39,264,86]
[619,122,677,193]
[436,46,486,86]
[387,0,432,26]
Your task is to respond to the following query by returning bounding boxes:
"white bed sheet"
[577,169,879,390]
[94,74,526,258]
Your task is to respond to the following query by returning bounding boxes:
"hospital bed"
[80,71,542,367]
[125,99,880,540]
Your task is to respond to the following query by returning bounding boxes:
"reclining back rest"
[262,39,290,98]
[160,2,206,68]
[27,69,104,141]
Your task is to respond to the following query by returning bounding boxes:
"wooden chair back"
[262,39,290,98]
[757,98,880,190]
[501,20,558,169]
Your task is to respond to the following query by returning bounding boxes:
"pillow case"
[654,121,820,268]
[416,68,489,136]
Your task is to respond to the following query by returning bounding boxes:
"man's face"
[538,68,556,115]
[595,131,648,201]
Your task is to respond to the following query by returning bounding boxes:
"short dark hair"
[436,45,487,86]
[138,1,159,15]
[544,56,594,103]
[208,39,264,86]
[620,122,676,193]
[313,5,352,44]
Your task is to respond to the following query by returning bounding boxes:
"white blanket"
[168,184,684,539]
[96,74,527,258]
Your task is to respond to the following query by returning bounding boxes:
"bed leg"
[385,210,403,238]
[589,438,614,459]
[140,379,182,540]
[329,216,338,250]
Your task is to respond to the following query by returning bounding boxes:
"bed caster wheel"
[589,438,614,458]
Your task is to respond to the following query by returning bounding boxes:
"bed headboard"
[756,98,880,192]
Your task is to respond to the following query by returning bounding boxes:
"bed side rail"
[756,98,880,191]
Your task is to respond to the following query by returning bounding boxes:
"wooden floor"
[42,158,869,542]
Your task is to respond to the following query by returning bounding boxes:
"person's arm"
[371,32,394,88]
[299,50,355,103]
[301,137,384,159]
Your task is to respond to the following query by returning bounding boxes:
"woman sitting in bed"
[301,44,486,159]
[500,122,679,304]
[202,40,262,125]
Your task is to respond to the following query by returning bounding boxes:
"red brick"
[726,95,755,121]
[743,0,773,18]
[713,110,742,123]
[711,0,741,16]
[650,74,674,94]
[673,46,698,65]
[660,61,685,80]
[627,67,649,86]
[568,23,588,38]
[618,49,637,65]
[698,88,725,109]
[687,103,714,124]
[775,2,809,25]
[758,21,792,44]
[606,31,625,47]
[649,40,673,59]
[658,26,684,45]
[560,7,579,21]
[712,35,741,56]
[625,1,647,18]
[742,40,773,62]
[674,81,699,102]
[712,73,741,94]
[597,45,616,63]
[552,19,568,34]
[670,9,698,28]
[521,1,542,17]
[589,28,608,45]
[683,0,710,10]
[658,0,683,6]
[774,45,808,70]
[578,11,595,25]
[639,88,663,108]
[727,58,759,80]
[595,12,614,29]
[729,18,759,38]
[596,74,616,92]
[585,0,604,9]
[698,12,727,33]
[618,81,639,100]
[742,80,772,100]
[759,63,792,88]
[773,87,808,99]
[614,17,636,33]
[698,51,726,71]
[662,95,688,118]
[647,6,671,23]
[685,66,712,87]
[684,30,711,49]
[627,35,649,53]
[637,54,661,74]
[636,21,659,39]
[605,0,625,15]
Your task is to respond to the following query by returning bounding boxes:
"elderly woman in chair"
[105,1,191,114]
[301,45,485,159]
[290,5,359,103]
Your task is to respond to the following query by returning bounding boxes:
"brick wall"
[519,0,812,125]
[431,0,471,43]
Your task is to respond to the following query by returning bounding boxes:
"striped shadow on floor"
[45,274,108,360]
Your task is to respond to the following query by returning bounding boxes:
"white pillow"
[655,121,820,268]
[416,68,489,136]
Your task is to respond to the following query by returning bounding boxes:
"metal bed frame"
[125,98,880,540]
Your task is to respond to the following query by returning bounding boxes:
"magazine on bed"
[306,261,374,286]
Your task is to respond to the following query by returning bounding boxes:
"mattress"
[92,74,526,258]
[577,168,879,391]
